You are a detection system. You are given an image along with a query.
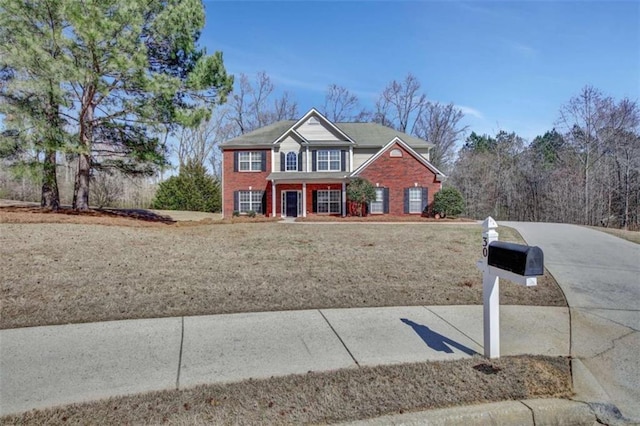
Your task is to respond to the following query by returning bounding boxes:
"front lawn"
[1,214,565,329]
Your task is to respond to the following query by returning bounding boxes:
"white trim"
[341,182,347,217]
[302,182,307,217]
[351,136,446,179]
[273,108,355,145]
[271,180,276,217]
[349,146,354,172]
[273,127,307,145]
[282,190,303,218]
[271,149,275,174]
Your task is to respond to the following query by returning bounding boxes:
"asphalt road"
[502,222,640,424]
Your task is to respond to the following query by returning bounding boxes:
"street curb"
[340,398,596,425]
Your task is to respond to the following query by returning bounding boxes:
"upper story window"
[317,150,341,171]
[285,152,297,171]
[238,151,263,172]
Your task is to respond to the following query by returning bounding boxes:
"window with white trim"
[409,187,422,214]
[238,191,263,213]
[317,190,341,214]
[285,151,297,171]
[317,150,341,171]
[238,151,262,171]
[370,188,384,214]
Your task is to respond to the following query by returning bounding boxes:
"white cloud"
[455,105,484,119]
[503,40,538,59]
[270,74,327,93]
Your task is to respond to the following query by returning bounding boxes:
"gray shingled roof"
[220,120,432,149]
[336,122,432,149]
[220,121,295,147]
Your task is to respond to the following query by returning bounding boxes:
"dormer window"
[285,151,298,171]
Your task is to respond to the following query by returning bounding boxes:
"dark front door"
[286,192,298,217]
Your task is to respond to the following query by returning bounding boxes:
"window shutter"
[261,151,267,171]
[280,152,285,172]
[404,188,410,214]
[421,187,428,213]
[260,191,266,214]
[233,152,238,172]
[298,152,303,171]
[234,191,239,211]
[383,188,390,214]
[341,150,347,171]
[312,190,317,213]
[312,150,317,171]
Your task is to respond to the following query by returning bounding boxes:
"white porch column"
[349,146,354,172]
[302,182,307,217]
[306,146,310,172]
[271,180,276,217]
[342,181,347,217]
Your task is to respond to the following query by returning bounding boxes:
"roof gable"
[351,136,445,180]
[289,108,355,144]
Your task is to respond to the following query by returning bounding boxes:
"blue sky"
[202,1,639,141]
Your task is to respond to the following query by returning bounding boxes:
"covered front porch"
[268,172,350,218]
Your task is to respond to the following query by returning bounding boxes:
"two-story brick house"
[220,108,445,218]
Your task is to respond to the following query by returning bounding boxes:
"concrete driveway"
[502,222,640,424]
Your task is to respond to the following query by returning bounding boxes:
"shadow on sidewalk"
[401,318,477,356]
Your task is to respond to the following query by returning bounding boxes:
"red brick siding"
[305,183,343,216]
[357,143,441,215]
[222,149,271,217]
[271,183,344,217]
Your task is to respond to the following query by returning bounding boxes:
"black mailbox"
[488,241,544,276]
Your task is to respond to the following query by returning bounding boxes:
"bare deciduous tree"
[414,102,468,172]
[374,73,426,133]
[322,84,360,122]
[229,72,298,135]
[272,91,298,122]
[556,86,611,225]
[177,108,235,176]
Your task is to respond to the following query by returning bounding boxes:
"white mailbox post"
[477,217,544,359]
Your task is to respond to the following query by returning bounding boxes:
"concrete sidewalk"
[0,305,569,416]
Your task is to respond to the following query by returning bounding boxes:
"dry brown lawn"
[588,226,640,244]
[1,355,571,425]
[0,208,565,329]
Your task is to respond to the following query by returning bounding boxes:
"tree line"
[1,2,637,229]
[451,86,639,229]
[0,0,233,210]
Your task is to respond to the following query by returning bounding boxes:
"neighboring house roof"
[220,109,433,150]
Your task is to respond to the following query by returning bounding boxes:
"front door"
[285,191,298,217]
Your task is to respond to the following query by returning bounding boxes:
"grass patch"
[587,226,640,244]
[1,355,571,425]
[1,217,564,329]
